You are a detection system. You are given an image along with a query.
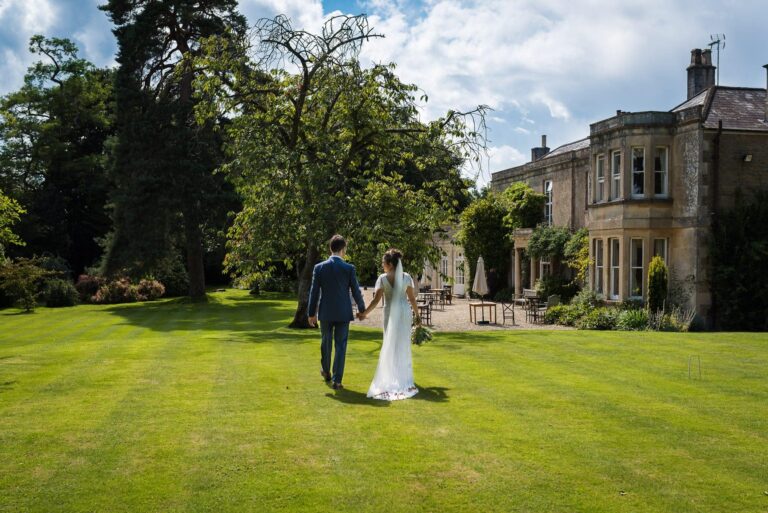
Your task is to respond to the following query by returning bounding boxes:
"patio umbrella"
[472,256,490,323]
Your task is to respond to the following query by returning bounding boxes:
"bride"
[359,249,420,401]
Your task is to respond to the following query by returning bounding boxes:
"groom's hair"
[329,235,347,253]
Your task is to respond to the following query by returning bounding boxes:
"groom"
[307,235,366,390]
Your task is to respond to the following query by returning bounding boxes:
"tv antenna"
[708,33,725,85]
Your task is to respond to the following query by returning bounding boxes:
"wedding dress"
[367,260,418,401]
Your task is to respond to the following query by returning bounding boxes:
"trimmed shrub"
[42,279,79,307]
[576,307,617,330]
[616,308,649,331]
[544,304,585,326]
[647,256,668,313]
[571,288,603,310]
[93,278,142,304]
[137,279,165,301]
[75,274,105,302]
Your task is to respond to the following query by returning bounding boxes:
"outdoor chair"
[535,294,560,323]
[500,301,515,325]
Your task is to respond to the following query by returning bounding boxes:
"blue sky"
[1,0,767,185]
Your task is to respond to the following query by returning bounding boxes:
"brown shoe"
[320,371,332,382]
[332,382,344,390]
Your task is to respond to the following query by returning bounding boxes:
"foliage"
[93,278,142,304]
[576,307,617,330]
[0,258,53,311]
[0,191,26,257]
[137,279,165,301]
[616,308,649,331]
[499,182,545,232]
[151,256,189,297]
[709,191,768,330]
[457,193,510,297]
[564,228,590,283]
[535,274,579,303]
[571,288,604,310]
[410,324,434,346]
[0,36,114,275]
[647,256,668,313]
[75,274,106,302]
[528,224,571,260]
[99,0,246,298]
[42,279,79,307]
[196,14,487,326]
[493,287,515,303]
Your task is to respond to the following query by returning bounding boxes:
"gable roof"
[702,87,768,131]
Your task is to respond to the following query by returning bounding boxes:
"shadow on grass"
[103,295,297,334]
[325,388,390,407]
[325,383,450,406]
[0,380,17,392]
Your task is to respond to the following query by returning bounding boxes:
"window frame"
[653,238,668,263]
[594,239,604,294]
[630,238,644,299]
[544,180,553,225]
[596,154,605,203]
[611,150,621,200]
[609,238,620,300]
[455,253,465,285]
[631,147,645,199]
[654,146,669,197]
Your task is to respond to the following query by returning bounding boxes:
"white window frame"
[594,239,604,294]
[596,154,605,203]
[653,238,668,263]
[455,254,465,285]
[540,258,552,277]
[654,146,668,197]
[630,238,644,299]
[611,150,621,200]
[440,256,449,287]
[609,238,620,300]
[544,180,553,225]
[631,147,645,198]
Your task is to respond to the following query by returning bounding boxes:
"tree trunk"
[184,207,206,300]
[290,245,320,329]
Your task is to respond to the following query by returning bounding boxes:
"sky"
[0,0,767,186]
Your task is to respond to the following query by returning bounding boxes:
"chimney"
[687,48,716,99]
[763,64,768,122]
[531,134,550,162]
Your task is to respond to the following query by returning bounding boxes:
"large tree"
[0,36,114,274]
[100,0,246,298]
[197,14,487,327]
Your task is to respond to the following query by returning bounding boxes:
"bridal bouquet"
[411,324,434,346]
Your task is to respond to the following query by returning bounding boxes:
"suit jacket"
[308,255,366,322]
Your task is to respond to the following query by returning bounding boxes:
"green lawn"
[1,290,766,512]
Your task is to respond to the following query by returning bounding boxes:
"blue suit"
[308,255,366,384]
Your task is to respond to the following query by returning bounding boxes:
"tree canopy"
[196,14,487,327]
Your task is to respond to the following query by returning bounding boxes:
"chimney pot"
[541,135,547,147]
[687,48,716,100]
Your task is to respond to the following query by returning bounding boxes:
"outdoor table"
[429,289,446,310]
[469,301,497,324]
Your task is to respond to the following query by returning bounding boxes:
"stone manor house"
[427,49,768,323]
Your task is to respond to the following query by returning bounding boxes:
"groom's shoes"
[320,370,332,382]
[332,382,344,390]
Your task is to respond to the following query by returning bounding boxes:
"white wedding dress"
[367,261,418,401]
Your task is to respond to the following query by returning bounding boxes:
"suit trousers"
[320,320,350,384]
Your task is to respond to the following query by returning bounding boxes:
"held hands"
[356,311,367,321]
[308,316,318,327]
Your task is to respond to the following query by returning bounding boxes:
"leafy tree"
[0,191,25,258]
[0,36,114,274]
[647,255,668,313]
[457,193,510,296]
[564,228,590,283]
[197,15,487,327]
[100,0,246,298]
[499,181,545,233]
[0,258,52,311]
[527,225,571,261]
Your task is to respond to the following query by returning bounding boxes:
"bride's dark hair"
[383,248,403,268]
